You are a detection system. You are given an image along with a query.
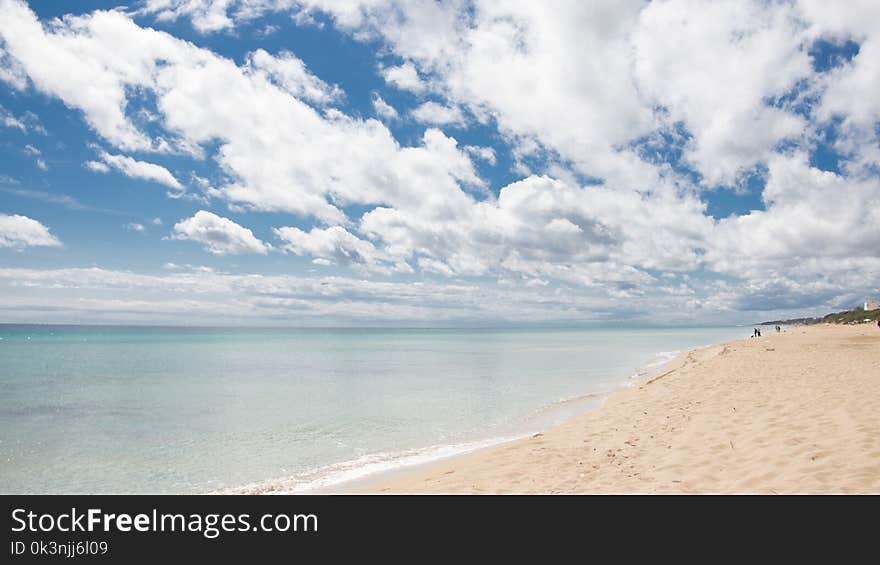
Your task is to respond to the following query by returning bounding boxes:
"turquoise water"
[0,325,746,493]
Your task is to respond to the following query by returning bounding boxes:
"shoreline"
[329,348,694,493]
[340,340,699,494]
[355,324,880,494]
[305,343,701,494]
[227,342,697,495]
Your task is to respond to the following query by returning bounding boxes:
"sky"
[0,0,878,326]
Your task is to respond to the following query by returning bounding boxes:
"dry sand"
[362,324,880,494]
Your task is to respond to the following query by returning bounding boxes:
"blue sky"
[0,0,878,326]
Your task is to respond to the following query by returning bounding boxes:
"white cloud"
[632,0,812,185]
[410,101,464,126]
[140,0,237,33]
[380,61,425,93]
[799,0,880,177]
[417,257,455,277]
[125,222,146,232]
[256,23,279,37]
[88,151,182,190]
[349,1,661,187]
[0,213,61,248]
[0,104,42,133]
[161,262,214,272]
[246,48,343,106]
[4,0,880,319]
[1,108,26,131]
[22,143,47,170]
[171,210,270,255]
[0,1,159,150]
[464,145,496,166]
[0,265,646,324]
[353,173,711,290]
[708,153,880,279]
[84,160,110,173]
[371,93,397,120]
[2,263,873,325]
[0,4,485,224]
[129,0,880,191]
[0,44,29,89]
[275,225,385,268]
[277,1,820,189]
[21,143,47,169]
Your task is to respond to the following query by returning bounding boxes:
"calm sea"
[0,325,746,493]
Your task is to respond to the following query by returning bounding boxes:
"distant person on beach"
[753,328,759,338]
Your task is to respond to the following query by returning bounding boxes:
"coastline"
[227,340,696,495]
[354,324,880,494]
[323,348,693,494]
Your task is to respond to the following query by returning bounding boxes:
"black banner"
[1,495,875,561]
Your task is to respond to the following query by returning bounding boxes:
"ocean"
[0,325,747,493]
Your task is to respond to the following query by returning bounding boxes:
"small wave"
[224,435,524,495]
[626,350,681,386]
[525,390,610,422]
[644,350,681,368]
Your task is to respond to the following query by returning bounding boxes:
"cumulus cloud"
[3,0,880,320]
[171,210,270,255]
[798,0,880,177]
[0,3,485,224]
[86,151,183,189]
[139,0,237,33]
[633,0,811,186]
[708,153,880,277]
[84,161,109,173]
[275,225,380,266]
[0,213,61,248]
[268,0,823,188]
[371,93,398,120]
[0,1,160,150]
[358,174,710,286]
[380,61,426,93]
[128,0,880,188]
[410,101,465,126]
[343,1,662,188]
[246,48,343,106]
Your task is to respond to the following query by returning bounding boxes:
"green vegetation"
[761,307,880,326]
[818,307,880,325]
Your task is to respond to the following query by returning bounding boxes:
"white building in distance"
[865,299,880,311]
